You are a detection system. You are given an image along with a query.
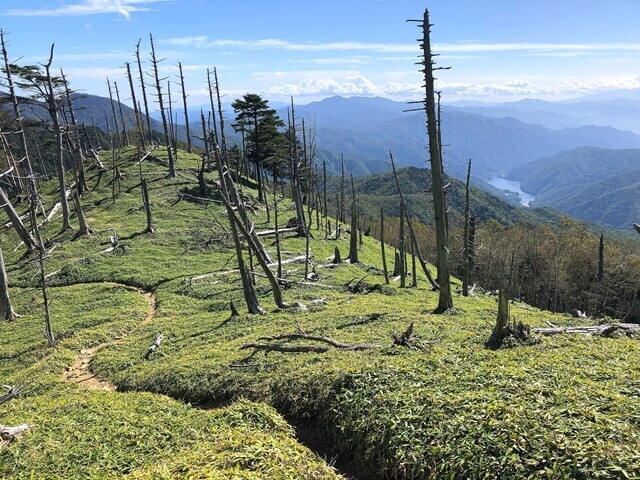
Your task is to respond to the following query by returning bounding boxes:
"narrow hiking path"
[62,283,157,391]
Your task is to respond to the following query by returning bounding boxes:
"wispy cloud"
[4,0,172,19]
[161,36,640,56]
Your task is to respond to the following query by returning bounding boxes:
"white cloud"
[437,76,640,98]
[4,0,172,19]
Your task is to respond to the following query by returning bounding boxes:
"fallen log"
[533,323,640,337]
[256,227,298,237]
[0,424,32,448]
[0,384,24,405]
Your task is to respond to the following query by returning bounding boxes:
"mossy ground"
[2,147,640,479]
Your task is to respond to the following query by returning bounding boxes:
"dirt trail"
[63,287,157,391]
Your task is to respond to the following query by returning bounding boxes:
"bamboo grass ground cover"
[2,147,640,478]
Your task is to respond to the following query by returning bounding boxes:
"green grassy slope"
[2,147,640,479]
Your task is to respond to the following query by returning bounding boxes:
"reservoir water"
[487,177,535,207]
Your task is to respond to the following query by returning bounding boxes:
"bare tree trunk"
[274,191,283,280]
[149,34,175,178]
[198,111,209,195]
[213,68,272,265]
[399,200,406,287]
[289,98,307,236]
[462,159,472,296]
[0,187,36,250]
[0,248,17,321]
[206,68,220,147]
[411,234,417,288]
[126,62,147,157]
[598,234,604,282]
[389,151,438,290]
[44,45,71,231]
[135,39,153,144]
[1,30,33,198]
[348,174,358,264]
[141,178,155,234]
[106,77,120,148]
[323,160,329,238]
[114,81,129,146]
[61,69,88,193]
[418,10,453,312]
[73,189,92,237]
[339,156,346,224]
[177,62,192,153]
[380,209,389,284]
[29,197,55,346]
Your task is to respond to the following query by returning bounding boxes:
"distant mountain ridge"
[291,96,640,182]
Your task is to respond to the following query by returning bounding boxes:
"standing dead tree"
[27,190,55,346]
[177,62,192,153]
[141,178,154,234]
[149,33,175,178]
[135,39,153,143]
[410,10,453,312]
[1,30,38,200]
[462,159,473,296]
[60,69,88,193]
[125,61,146,157]
[348,174,358,264]
[389,151,438,289]
[0,248,18,320]
[0,183,36,250]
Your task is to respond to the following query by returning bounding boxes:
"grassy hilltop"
[2,148,640,479]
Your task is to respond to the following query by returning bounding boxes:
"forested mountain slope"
[508,147,640,228]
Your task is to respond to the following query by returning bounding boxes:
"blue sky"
[1,0,639,106]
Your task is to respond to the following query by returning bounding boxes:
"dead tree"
[141,178,154,233]
[114,81,129,146]
[414,9,453,312]
[289,98,307,237]
[211,74,262,314]
[462,159,472,296]
[0,248,18,320]
[348,174,358,264]
[44,46,72,231]
[380,209,389,284]
[389,152,438,289]
[149,33,175,178]
[106,77,121,148]
[213,68,272,266]
[323,160,329,238]
[28,194,55,346]
[399,201,406,287]
[60,69,88,193]
[135,39,153,143]
[125,62,147,158]
[339,156,346,224]
[177,62,192,153]
[598,234,604,282]
[72,189,92,237]
[0,186,36,250]
[1,30,36,198]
